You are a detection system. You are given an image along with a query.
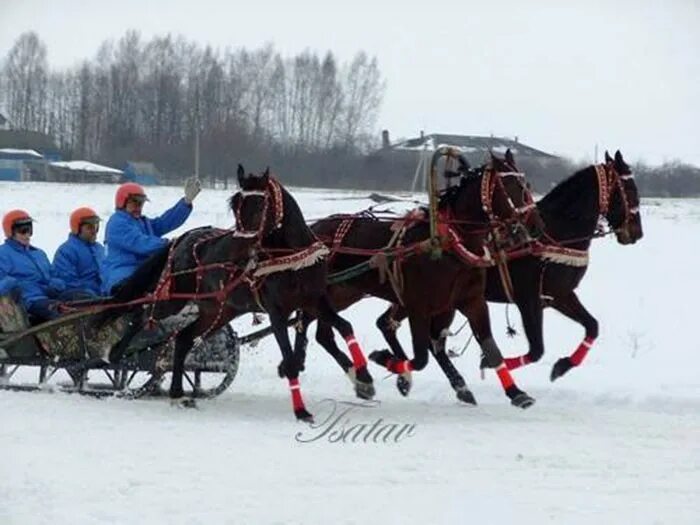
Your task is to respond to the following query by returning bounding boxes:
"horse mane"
[438,172,480,212]
[537,165,598,220]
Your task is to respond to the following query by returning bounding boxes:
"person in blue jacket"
[101,178,201,295]
[0,209,67,322]
[52,207,105,298]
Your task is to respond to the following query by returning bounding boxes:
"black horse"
[102,165,373,421]
[379,149,643,391]
[293,152,543,408]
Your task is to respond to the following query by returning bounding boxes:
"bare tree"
[3,32,49,131]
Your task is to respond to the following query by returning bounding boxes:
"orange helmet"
[70,207,100,235]
[115,182,148,209]
[3,209,33,238]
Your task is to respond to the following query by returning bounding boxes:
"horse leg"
[170,319,200,408]
[270,304,314,422]
[374,304,409,360]
[502,297,545,372]
[369,313,432,397]
[460,296,535,409]
[292,310,311,372]
[549,291,599,381]
[428,313,477,405]
[314,317,358,387]
[371,305,416,396]
[315,295,375,400]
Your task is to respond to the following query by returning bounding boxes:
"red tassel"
[570,336,595,366]
[344,335,367,369]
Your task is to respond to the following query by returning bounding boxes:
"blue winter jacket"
[53,234,105,297]
[101,198,192,293]
[0,239,67,309]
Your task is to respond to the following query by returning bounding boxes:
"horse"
[292,152,543,409]
[378,149,643,390]
[101,165,374,421]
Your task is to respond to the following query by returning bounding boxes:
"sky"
[1,0,698,166]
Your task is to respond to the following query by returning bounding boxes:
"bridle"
[232,177,285,241]
[595,162,639,237]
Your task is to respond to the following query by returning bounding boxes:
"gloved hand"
[184,177,202,204]
[47,277,66,296]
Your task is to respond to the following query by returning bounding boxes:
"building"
[46,160,123,184]
[369,130,560,191]
[123,161,161,185]
[0,148,43,181]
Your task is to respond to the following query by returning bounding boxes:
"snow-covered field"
[1,181,698,525]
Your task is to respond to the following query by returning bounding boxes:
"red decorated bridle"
[595,162,639,237]
[233,177,285,241]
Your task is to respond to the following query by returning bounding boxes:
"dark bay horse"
[102,165,373,421]
[380,150,643,390]
[293,153,543,409]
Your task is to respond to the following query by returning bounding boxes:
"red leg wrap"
[496,364,515,390]
[288,378,305,412]
[345,335,367,369]
[504,355,532,370]
[570,336,595,366]
[387,359,413,374]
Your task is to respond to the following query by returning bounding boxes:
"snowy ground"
[1,182,698,524]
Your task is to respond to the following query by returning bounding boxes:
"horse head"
[230,164,284,240]
[440,150,541,251]
[602,150,643,244]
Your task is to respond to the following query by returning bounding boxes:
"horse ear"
[237,164,246,185]
[505,148,515,166]
[614,150,623,163]
[604,151,613,163]
[263,166,270,178]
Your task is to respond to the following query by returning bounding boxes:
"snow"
[49,160,123,174]
[1,182,698,524]
[0,148,43,158]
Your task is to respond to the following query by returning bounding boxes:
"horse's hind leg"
[269,304,314,422]
[549,291,599,381]
[460,294,535,409]
[314,319,358,388]
[315,295,375,400]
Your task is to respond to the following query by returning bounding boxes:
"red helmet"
[115,182,148,209]
[70,207,100,235]
[2,209,33,238]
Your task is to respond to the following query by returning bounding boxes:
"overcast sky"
[1,0,698,165]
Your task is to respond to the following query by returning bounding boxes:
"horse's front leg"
[269,304,314,422]
[549,291,599,381]
[315,295,374,400]
[460,293,535,409]
[428,312,477,405]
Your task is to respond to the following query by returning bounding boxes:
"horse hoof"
[510,392,535,409]
[550,357,574,382]
[171,397,197,409]
[396,373,412,397]
[368,349,392,367]
[355,381,376,400]
[456,387,477,405]
[295,408,314,423]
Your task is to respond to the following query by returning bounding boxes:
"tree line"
[2,31,699,195]
[0,31,384,186]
